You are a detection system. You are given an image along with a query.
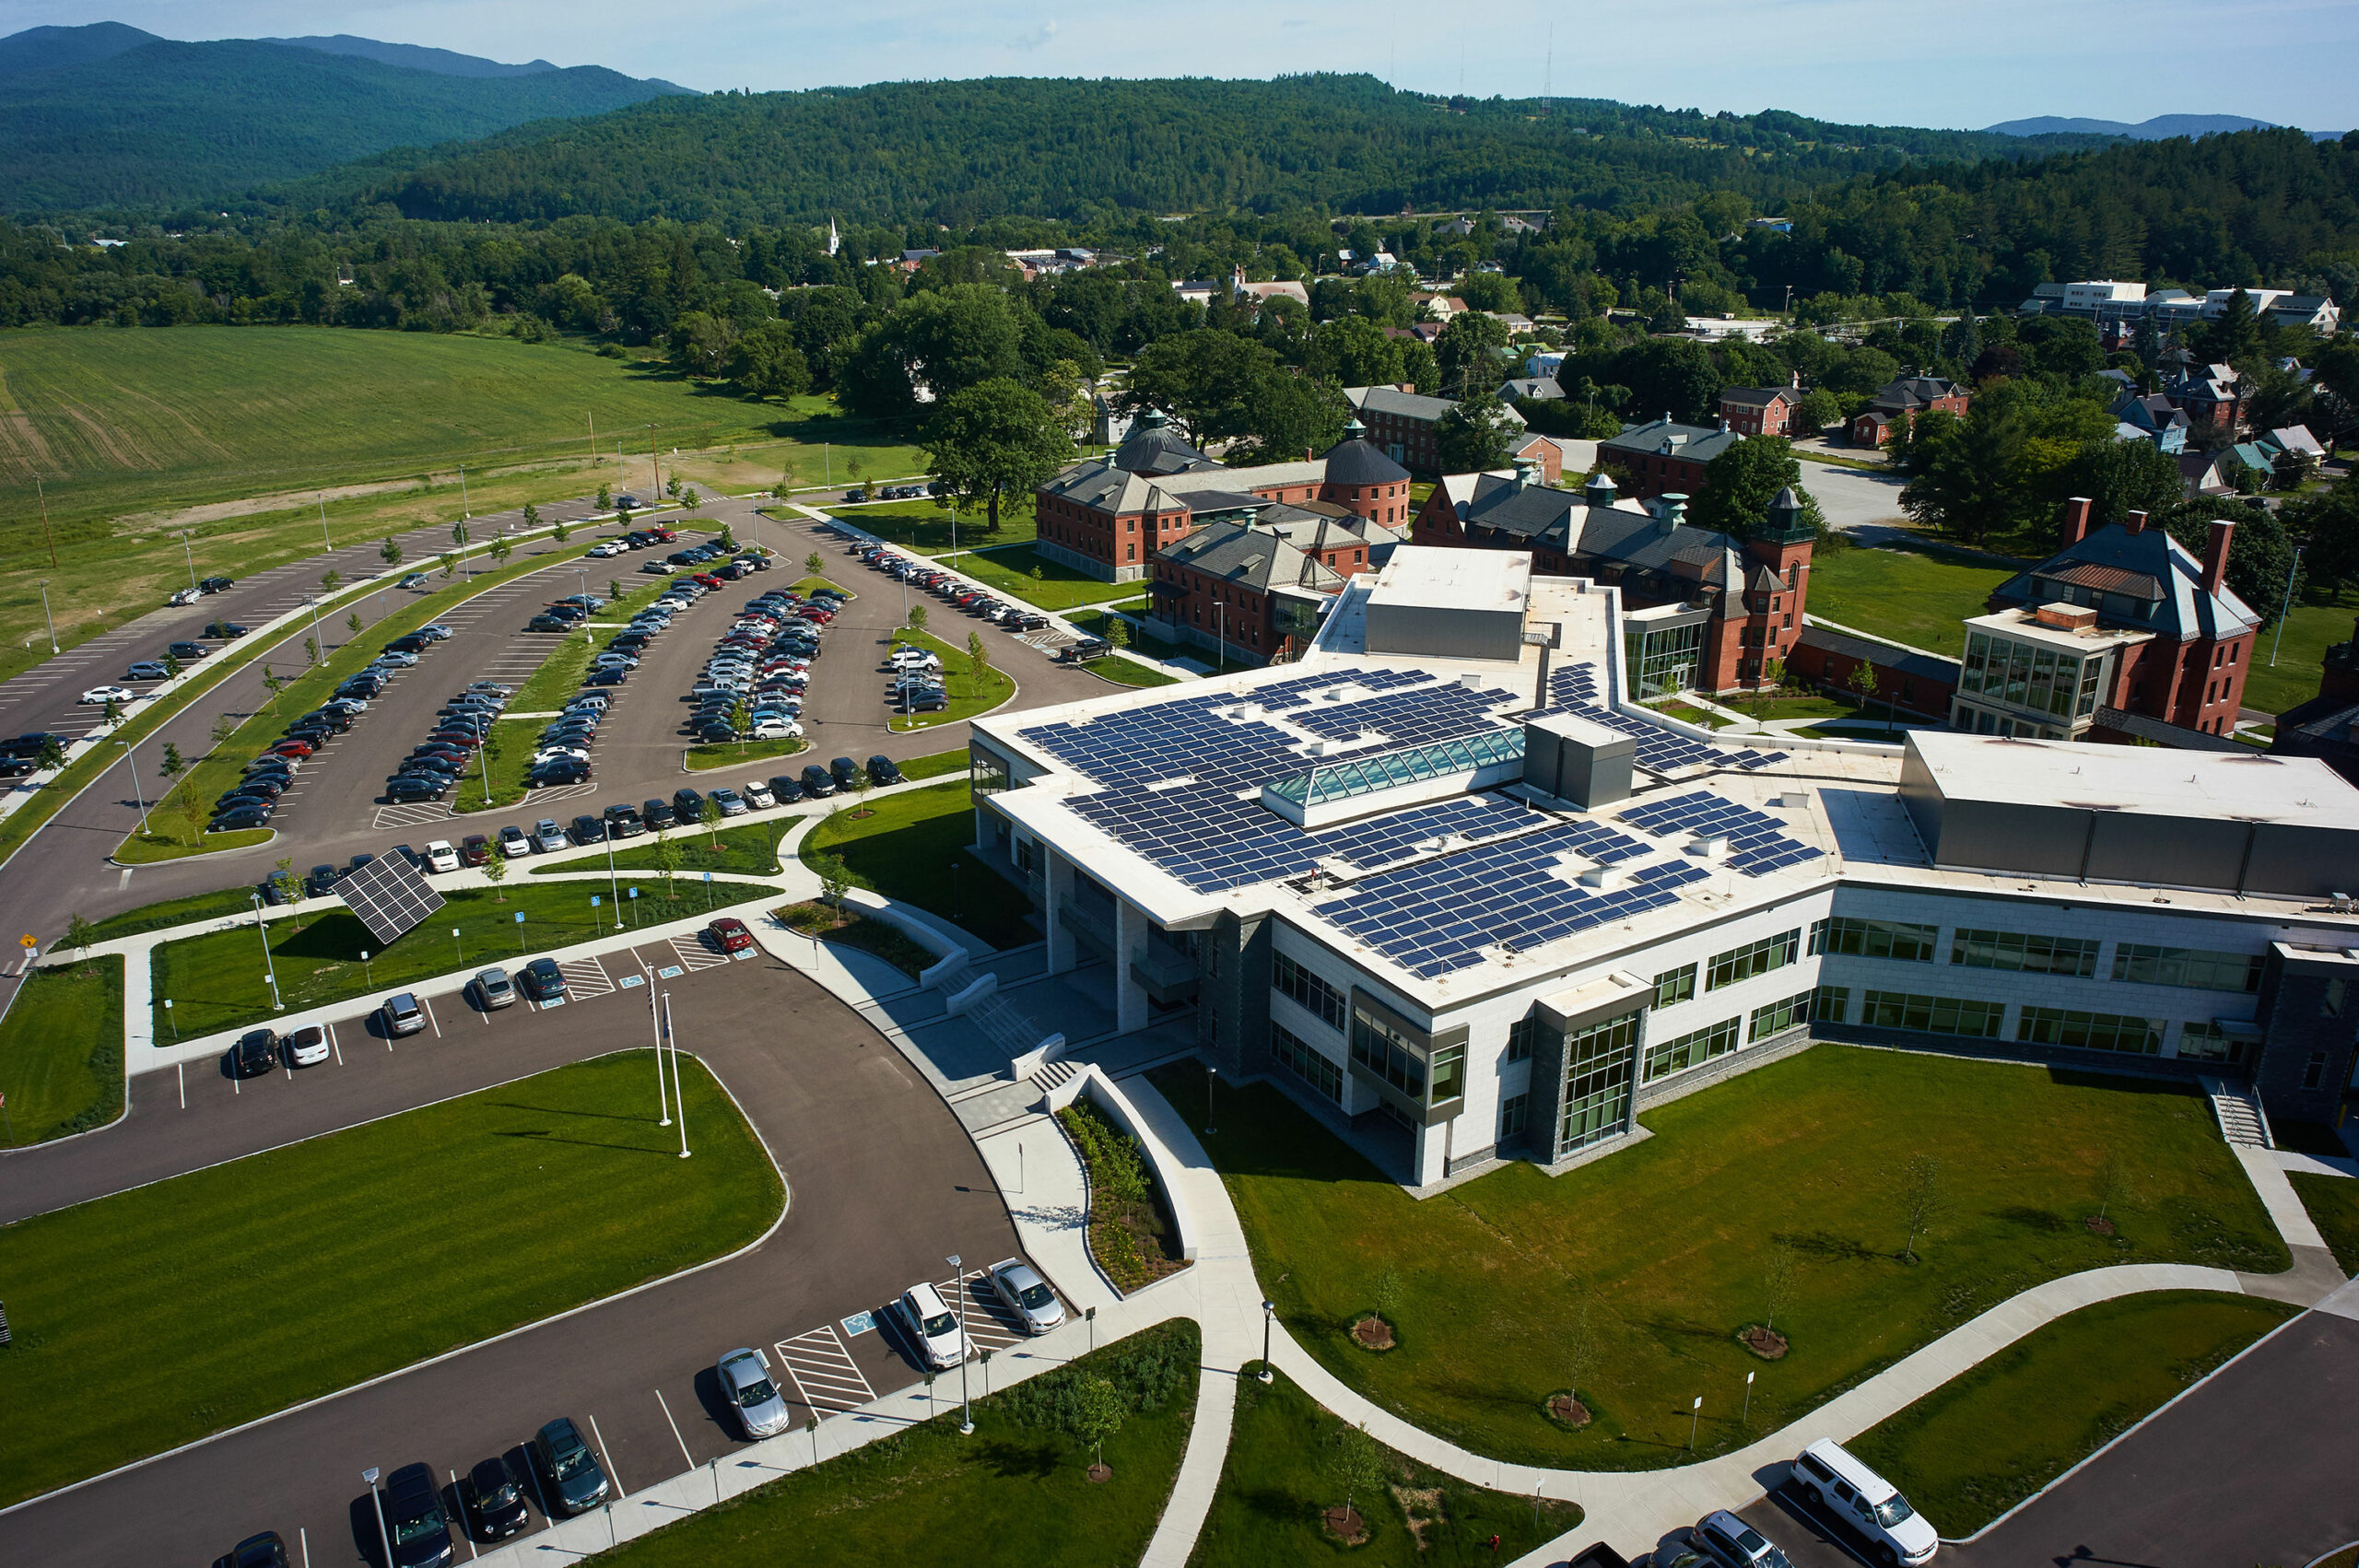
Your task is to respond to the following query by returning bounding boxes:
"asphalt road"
[1,952,1035,1567]
[2,500,1120,949]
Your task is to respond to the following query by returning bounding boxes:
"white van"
[1790,1439,1938,1565]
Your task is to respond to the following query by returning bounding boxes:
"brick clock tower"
[1745,486,1816,611]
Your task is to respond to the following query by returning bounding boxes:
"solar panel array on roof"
[1314,825,1706,978]
[1531,667,1788,775]
[334,851,445,946]
[1616,790,1825,877]
[1294,680,1519,743]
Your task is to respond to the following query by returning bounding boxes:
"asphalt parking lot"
[1,951,1037,1567]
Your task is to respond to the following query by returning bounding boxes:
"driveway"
[0,953,1032,1567]
[1795,460,1912,543]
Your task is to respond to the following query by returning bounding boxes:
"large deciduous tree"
[1434,310,1511,400]
[1123,329,1276,446]
[922,377,1076,532]
[1238,369,1350,464]
[1690,436,1828,539]
[1435,392,1520,474]
[727,320,812,401]
[839,284,1027,419]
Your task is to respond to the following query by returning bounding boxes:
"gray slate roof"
[1991,521,2260,643]
[1599,416,1743,466]
[1448,472,1749,613]
[1158,520,1344,594]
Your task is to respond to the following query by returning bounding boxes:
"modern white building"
[967,548,2359,1189]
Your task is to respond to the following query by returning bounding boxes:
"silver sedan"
[717,1348,792,1439]
[988,1258,1066,1335]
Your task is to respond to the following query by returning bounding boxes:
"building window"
[1749,990,1814,1042]
[1507,1015,1538,1062]
[1273,953,1345,1031]
[1429,1043,1466,1105]
[2111,944,2262,993]
[2018,1007,2163,1056]
[1556,1012,1639,1157]
[1499,1091,1529,1140]
[1643,1016,1739,1082]
[1812,917,1939,963]
[1652,965,1696,1009]
[1272,1022,1344,1104]
[1860,989,2005,1038]
[1707,929,1801,990]
[2175,1021,2244,1065]
[1813,985,1850,1024]
[1349,1003,1426,1098]
[2305,1050,2328,1089]
[1952,929,2101,978]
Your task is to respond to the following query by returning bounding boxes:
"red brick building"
[1345,384,1528,474]
[1148,509,1404,664]
[1413,467,1815,694]
[1847,375,1970,447]
[1719,385,1802,438]
[1954,497,2259,740]
[1034,415,1413,583]
[1596,416,1743,501]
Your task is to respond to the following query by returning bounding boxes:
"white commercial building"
[967,548,2359,1189]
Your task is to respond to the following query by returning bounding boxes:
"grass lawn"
[0,1050,780,1504]
[686,735,808,773]
[777,900,937,977]
[1148,1045,2287,1469]
[149,879,756,1038]
[0,326,912,681]
[534,819,793,879]
[828,494,1040,553]
[1806,543,2013,658]
[604,1322,1194,1567]
[1652,698,1731,730]
[81,887,260,942]
[1189,1371,1583,1567]
[1089,655,1182,688]
[2288,1172,2359,1276]
[111,825,274,864]
[1733,692,1859,721]
[791,575,850,598]
[1849,1292,2294,1537]
[2240,587,2358,717]
[956,543,1142,611]
[0,958,122,1145]
[885,628,1015,733]
[802,778,1036,948]
[900,747,971,781]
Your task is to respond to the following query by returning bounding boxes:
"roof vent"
[1687,833,1731,860]
[1579,864,1628,890]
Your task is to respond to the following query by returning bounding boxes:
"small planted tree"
[1847,658,1888,735]
[1745,1235,1800,1360]
[304,636,320,668]
[1070,1373,1125,1480]
[209,713,237,752]
[346,611,362,637]
[35,733,68,774]
[322,568,344,595]
[608,579,623,604]
[595,482,611,511]
[816,848,851,927]
[488,535,512,566]
[653,826,682,899]
[159,743,184,785]
[700,791,723,848]
[482,850,509,904]
[260,664,282,710]
[1319,1422,1384,1539]
[1105,616,1132,651]
[851,770,874,819]
[271,857,299,909]
[2090,1148,2134,1235]
[1553,1287,1601,1426]
[1895,1153,1950,1262]
[804,550,823,577]
[100,698,123,730]
[161,652,182,681]
[684,489,705,515]
[522,502,541,532]
[968,630,990,681]
[730,697,752,752]
[1356,1268,1402,1351]
[439,552,457,579]
[908,603,929,638]
[65,912,100,972]
[380,536,402,565]
[552,515,570,543]
[175,789,206,845]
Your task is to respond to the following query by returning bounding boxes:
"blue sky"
[24,0,2359,132]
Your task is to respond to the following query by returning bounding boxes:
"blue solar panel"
[1615,790,1825,878]
[1529,668,1793,777]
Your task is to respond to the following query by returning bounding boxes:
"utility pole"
[648,424,662,501]
[34,475,56,568]
[181,532,199,592]
[37,580,57,654]
[318,492,333,553]
[2270,545,2306,666]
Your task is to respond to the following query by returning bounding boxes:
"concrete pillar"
[1043,848,1077,976]
[1411,1117,1450,1186]
[1113,896,1149,1035]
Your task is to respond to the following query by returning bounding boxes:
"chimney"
[2124,509,2147,535]
[2202,519,2236,594]
[2061,496,2094,546]
[1514,458,1538,489]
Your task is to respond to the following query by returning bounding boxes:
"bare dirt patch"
[2084,1215,2117,1235]
[1739,1325,1790,1360]
[1086,1462,1112,1484]
[1544,1392,1591,1428]
[1351,1314,1395,1352]
[1321,1504,1367,1544]
[1391,1482,1443,1549]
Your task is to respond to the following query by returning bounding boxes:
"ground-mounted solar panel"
[335,851,445,946]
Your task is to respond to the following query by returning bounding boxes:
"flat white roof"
[1366,545,1531,615]
[1909,731,2359,823]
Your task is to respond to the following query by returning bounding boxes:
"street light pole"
[664,990,690,1157]
[651,966,670,1127]
[181,532,199,593]
[115,740,149,835]
[949,1253,972,1434]
[2270,545,2306,666]
[1260,1300,1275,1382]
[1205,1063,1219,1136]
[252,893,282,1010]
[459,463,471,520]
[319,492,333,553]
[363,1469,392,1568]
[37,580,57,654]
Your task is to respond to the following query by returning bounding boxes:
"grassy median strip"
[1149,1046,2287,1470]
[1848,1291,2295,1537]
[2288,1171,2359,1275]
[82,887,263,943]
[602,1321,1195,1568]
[802,779,1036,948]
[0,1049,780,1506]
[1190,1369,1583,1566]
[0,957,123,1146]
[111,825,275,864]
[147,878,760,1038]
[686,735,808,773]
[534,819,792,879]
[885,628,1014,733]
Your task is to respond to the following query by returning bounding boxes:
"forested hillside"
[305,75,2095,228]
[0,24,686,211]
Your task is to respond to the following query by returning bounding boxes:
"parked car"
[231,1029,279,1079]
[1788,1440,1937,1566]
[385,777,446,804]
[79,685,136,706]
[209,803,275,830]
[308,863,341,896]
[473,967,517,1010]
[285,1025,331,1068]
[199,576,233,593]
[460,834,491,867]
[381,993,426,1036]
[126,660,170,680]
[986,1258,1066,1335]
[498,825,533,859]
[457,1455,531,1541]
[1689,1510,1793,1568]
[829,756,862,790]
[742,779,776,809]
[533,818,569,852]
[210,1531,290,1568]
[169,587,203,607]
[423,840,460,873]
[380,1461,456,1568]
[1059,638,1112,662]
[673,787,707,820]
[709,917,756,954]
[531,1418,611,1515]
[867,755,905,786]
[710,788,749,817]
[894,1282,968,1369]
[799,765,837,798]
[569,813,606,846]
[767,774,806,804]
[520,957,569,1002]
[716,1347,792,1438]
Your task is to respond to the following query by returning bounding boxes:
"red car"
[270,739,314,759]
[461,834,490,867]
[709,917,755,954]
[647,525,677,543]
[692,573,723,590]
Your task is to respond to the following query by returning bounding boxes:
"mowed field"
[0,325,919,676]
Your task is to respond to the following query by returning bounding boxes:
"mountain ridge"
[1984,111,2346,141]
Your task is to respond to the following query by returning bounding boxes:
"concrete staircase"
[2202,1075,2274,1149]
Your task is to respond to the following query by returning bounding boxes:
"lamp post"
[949,1252,973,1435]
[1743,1369,1755,1426]
[664,990,690,1157]
[459,462,472,520]
[115,739,149,835]
[2270,545,2306,666]
[181,532,199,594]
[1688,1394,1701,1451]
[1085,1305,1096,1354]
[1259,1299,1275,1382]
[363,1469,392,1568]
[36,580,57,654]
[319,492,334,553]
[651,965,670,1127]
[1205,1063,1219,1136]
[252,892,282,1010]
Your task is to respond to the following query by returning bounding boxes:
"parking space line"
[557,954,616,998]
[585,1412,624,1497]
[423,996,442,1037]
[449,1468,479,1560]
[772,1324,875,1414]
[941,1270,1027,1352]
[654,1387,695,1470]
[665,932,730,973]
[328,1022,342,1066]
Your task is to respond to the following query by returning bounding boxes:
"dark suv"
[800,764,837,798]
[602,803,646,837]
[829,755,861,790]
[380,1462,455,1567]
[641,797,677,829]
[531,1417,611,1515]
[673,786,706,820]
